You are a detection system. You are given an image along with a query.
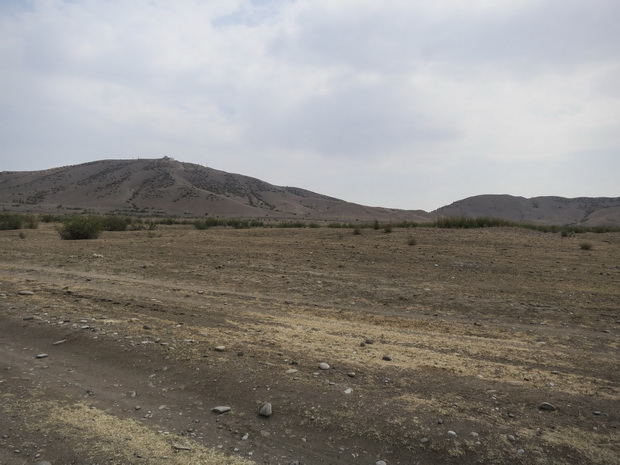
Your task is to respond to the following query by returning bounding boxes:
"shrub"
[407,235,417,246]
[102,215,132,231]
[0,213,39,230]
[384,224,392,233]
[353,227,362,235]
[58,215,104,240]
[580,242,593,250]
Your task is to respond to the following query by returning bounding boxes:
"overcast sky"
[1,0,618,211]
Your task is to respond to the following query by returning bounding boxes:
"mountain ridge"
[1,158,618,225]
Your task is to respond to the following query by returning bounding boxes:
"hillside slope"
[433,194,620,226]
[0,158,431,222]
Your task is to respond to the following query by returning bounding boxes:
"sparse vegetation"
[580,242,593,250]
[407,235,417,246]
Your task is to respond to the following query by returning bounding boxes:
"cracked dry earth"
[0,224,619,465]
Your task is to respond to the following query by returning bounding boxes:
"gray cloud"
[0,0,618,210]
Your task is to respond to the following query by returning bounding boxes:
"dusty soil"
[1,224,618,465]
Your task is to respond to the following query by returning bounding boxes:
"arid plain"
[1,224,618,465]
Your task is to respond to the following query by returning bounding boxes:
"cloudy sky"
[1,0,618,211]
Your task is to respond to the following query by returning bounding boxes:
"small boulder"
[258,402,272,417]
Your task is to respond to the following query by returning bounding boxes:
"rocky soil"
[1,224,618,464]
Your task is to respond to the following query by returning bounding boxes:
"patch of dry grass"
[1,394,252,465]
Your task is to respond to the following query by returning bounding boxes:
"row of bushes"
[2,212,619,239]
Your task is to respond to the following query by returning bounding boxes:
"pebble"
[52,339,67,345]
[22,315,35,320]
[36,462,52,465]
[344,388,353,394]
[18,290,34,296]
[214,346,226,352]
[365,338,374,344]
[347,372,356,377]
[382,355,393,361]
[212,406,231,414]
[593,411,602,415]
[172,444,191,451]
[470,432,479,438]
[258,402,272,417]
[319,362,330,370]
[539,402,557,411]
[286,369,298,374]
[36,353,49,359]
[507,434,516,442]
[376,461,387,465]
[448,430,457,437]
[420,438,430,444]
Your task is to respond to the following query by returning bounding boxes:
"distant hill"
[0,158,431,222]
[432,194,620,226]
[2,159,618,225]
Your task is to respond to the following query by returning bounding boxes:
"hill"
[433,194,620,226]
[0,157,431,222]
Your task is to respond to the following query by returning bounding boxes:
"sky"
[1,0,619,211]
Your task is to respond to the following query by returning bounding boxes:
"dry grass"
[1,394,252,465]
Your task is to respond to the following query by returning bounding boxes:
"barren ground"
[1,224,618,465]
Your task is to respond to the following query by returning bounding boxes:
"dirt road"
[1,225,619,464]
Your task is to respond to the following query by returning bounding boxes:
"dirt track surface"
[1,225,619,465]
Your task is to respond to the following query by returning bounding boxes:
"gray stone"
[376,461,387,465]
[36,353,48,359]
[18,291,34,296]
[214,346,226,352]
[539,402,557,411]
[259,402,272,417]
[507,434,516,442]
[212,406,231,414]
[448,430,457,436]
[382,355,393,361]
[172,444,192,451]
[319,362,330,370]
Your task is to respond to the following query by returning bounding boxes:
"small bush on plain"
[58,216,104,240]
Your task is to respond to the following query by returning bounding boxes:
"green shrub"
[0,213,38,230]
[384,224,392,233]
[58,216,104,240]
[102,215,132,231]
